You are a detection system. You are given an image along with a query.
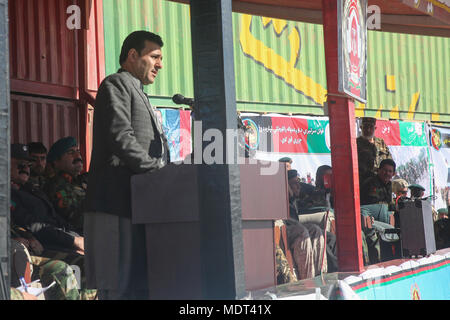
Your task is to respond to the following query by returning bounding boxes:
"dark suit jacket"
[11,186,77,249]
[85,69,170,217]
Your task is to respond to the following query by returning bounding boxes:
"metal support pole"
[190,0,246,298]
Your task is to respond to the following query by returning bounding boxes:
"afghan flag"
[157,108,192,162]
[374,119,427,147]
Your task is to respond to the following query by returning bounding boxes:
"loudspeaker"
[398,199,436,257]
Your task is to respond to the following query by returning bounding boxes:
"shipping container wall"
[9,0,79,99]
[100,1,450,121]
[102,0,194,106]
[10,94,80,152]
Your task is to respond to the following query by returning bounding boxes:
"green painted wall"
[102,0,450,122]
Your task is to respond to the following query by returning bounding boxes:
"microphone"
[172,94,194,107]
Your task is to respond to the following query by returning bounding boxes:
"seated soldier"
[360,159,396,211]
[10,238,96,300]
[44,137,86,234]
[360,159,398,264]
[299,165,333,213]
[434,216,450,250]
[10,143,84,254]
[408,183,440,221]
[279,157,293,171]
[10,143,94,297]
[27,142,49,190]
[285,170,327,280]
[408,183,425,199]
[392,179,408,201]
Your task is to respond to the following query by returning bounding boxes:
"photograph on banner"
[389,146,431,198]
[429,125,450,211]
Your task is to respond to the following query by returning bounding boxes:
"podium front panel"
[242,221,276,291]
[131,164,200,224]
[240,162,289,220]
[145,222,202,299]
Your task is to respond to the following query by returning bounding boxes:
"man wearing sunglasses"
[44,137,86,235]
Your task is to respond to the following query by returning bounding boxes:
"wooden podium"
[131,161,288,299]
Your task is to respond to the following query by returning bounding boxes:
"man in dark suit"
[84,31,170,300]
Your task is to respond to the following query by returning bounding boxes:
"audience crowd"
[8,117,450,298]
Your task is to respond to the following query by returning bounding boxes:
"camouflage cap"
[361,117,376,126]
[47,136,77,163]
[437,208,448,214]
[392,179,409,194]
[408,183,425,191]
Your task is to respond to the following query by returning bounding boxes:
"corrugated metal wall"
[365,30,450,122]
[8,0,105,167]
[234,14,328,113]
[102,1,450,121]
[9,0,78,99]
[102,0,194,104]
[10,94,80,152]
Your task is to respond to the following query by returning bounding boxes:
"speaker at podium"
[131,161,289,299]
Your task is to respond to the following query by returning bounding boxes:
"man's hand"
[73,236,85,255]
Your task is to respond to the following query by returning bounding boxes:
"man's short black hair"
[27,142,47,154]
[379,158,396,172]
[119,31,163,65]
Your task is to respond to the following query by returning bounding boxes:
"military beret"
[361,117,376,125]
[11,143,35,161]
[47,136,77,163]
[392,179,409,194]
[279,157,293,163]
[287,169,298,180]
[408,184,425,191]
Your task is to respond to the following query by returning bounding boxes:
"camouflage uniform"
[31,255,97,300]
[44,171,86,234]
[9,239,96,300]
[10,288,25,300]
[357,136,392,183]
[359,176,394,265]
[275,245,297,284]
[360,175,394,210]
